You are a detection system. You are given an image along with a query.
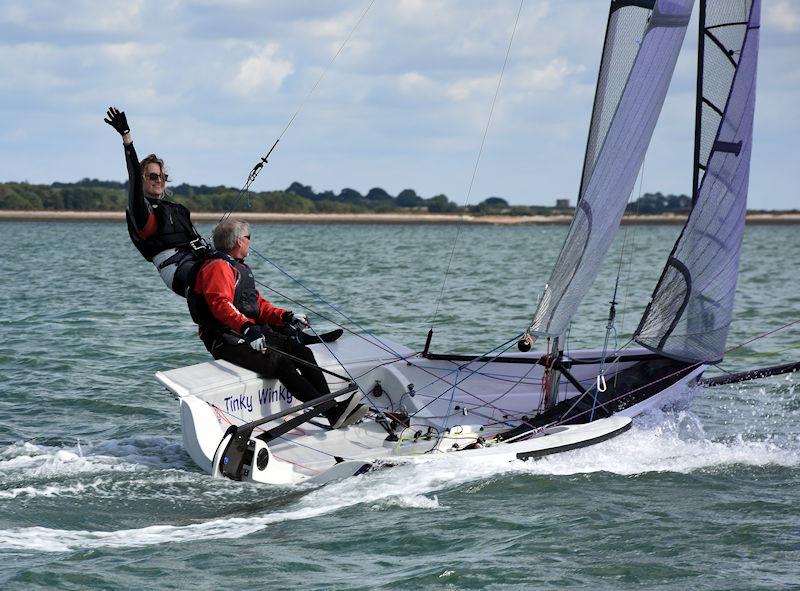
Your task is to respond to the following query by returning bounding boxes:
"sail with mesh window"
[529,0,694,338]
[635,0,760,363]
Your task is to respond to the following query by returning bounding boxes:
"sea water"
[0,221,798,590]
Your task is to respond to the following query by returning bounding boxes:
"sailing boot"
[298,329,344,346]
[326,393,369,429]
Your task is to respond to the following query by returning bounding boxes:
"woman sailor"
[104,106,210,296]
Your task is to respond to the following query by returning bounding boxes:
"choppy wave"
[0,477,111,500]
[0,441,143,478]
[0,459,448,552]
[2,405,797,553]
[0,439,201,507]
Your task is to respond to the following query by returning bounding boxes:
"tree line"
[0,179,714,215]
[625,192,691,214]
[0,179,554,215]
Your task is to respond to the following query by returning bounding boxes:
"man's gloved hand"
[104,107,130,136]
[289,312,310,330]
[243,324,266,352]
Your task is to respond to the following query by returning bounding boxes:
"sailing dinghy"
[156,0,785,486]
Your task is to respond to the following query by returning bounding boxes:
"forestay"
[529,0,694,338]
[635,0,760,363]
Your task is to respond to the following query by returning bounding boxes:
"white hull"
[156,335,704,484]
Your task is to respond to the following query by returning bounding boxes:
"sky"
[1,0,797,210]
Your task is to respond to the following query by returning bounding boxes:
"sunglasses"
[145,172,168,182]
[243,235,251,240]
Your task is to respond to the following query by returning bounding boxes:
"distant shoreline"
[1,210,799,225]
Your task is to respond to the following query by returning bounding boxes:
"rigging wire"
[222,0,554,428]
[184,5,792,462]
[303,322,386,417]
[618,155,646,334]
[248,246,543,423]
[248,245,407,360]
[555,318,800,429]
[429,0,526,331]
[404,333,535,418]
[219,0,377,224]
[247,246,548,426]
[591,156,647,418]
[206,0,536,414]
[722,318,800,357]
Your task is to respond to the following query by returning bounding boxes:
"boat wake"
[0,440,147,484]
[511,408,799,477]
[0,437,203,505]
[1,408,796,553]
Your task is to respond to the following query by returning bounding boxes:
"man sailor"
[104,106,209,296]
[188,219,368,429]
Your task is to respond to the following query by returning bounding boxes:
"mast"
[691,0,706,204]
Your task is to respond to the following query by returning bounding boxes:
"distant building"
[555,198,571,209]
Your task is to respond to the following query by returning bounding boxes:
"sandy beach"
[0,210,798,224]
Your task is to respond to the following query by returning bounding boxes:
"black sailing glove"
[290,313,310,329]
[242,323,266,352]
[283,311,310,330]
[104,106,130,136]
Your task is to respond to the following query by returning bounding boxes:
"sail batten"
[530,0,694,338]
[634,0,760,363]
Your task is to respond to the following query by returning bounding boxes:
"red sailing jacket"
[190,256,287,334]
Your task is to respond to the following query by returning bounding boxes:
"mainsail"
[529,0,694,338]
[635,0,760,363]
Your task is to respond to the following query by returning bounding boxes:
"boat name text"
[223,386,293,414]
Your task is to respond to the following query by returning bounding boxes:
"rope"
[429,0,526,329]
[219,0,377,224]
[553,318,800,428]
[404,333,538,418]
[248,245,407,360]
[723,318,800,356]
[304,323,387,418]
[200,0,542,429]
[207,315,799,468]
[246,246,549,424]
[242,277,548,422]
[590,155,647,418]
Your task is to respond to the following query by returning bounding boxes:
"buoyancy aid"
[187,253,261,335]
[127,198,200,261]
[126,198,210,296]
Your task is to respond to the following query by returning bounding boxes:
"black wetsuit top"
[124,141,202,262]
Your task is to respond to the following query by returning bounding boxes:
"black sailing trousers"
[202,331,331,405]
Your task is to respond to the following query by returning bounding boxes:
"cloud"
[65,0,145,33]
[442,56,574,108]
[445,75,497,102]
[391,0,449,22]
[303,16,351,40]
[0,0,795,210]
[0,42,69,91]
[765,0,800,33]
[396,71,435,94]
[515,57,573,93]
[99,41,160,65]
[0,0,145,34]
[230,42,294,98]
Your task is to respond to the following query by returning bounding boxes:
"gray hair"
[213,219,250,252]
